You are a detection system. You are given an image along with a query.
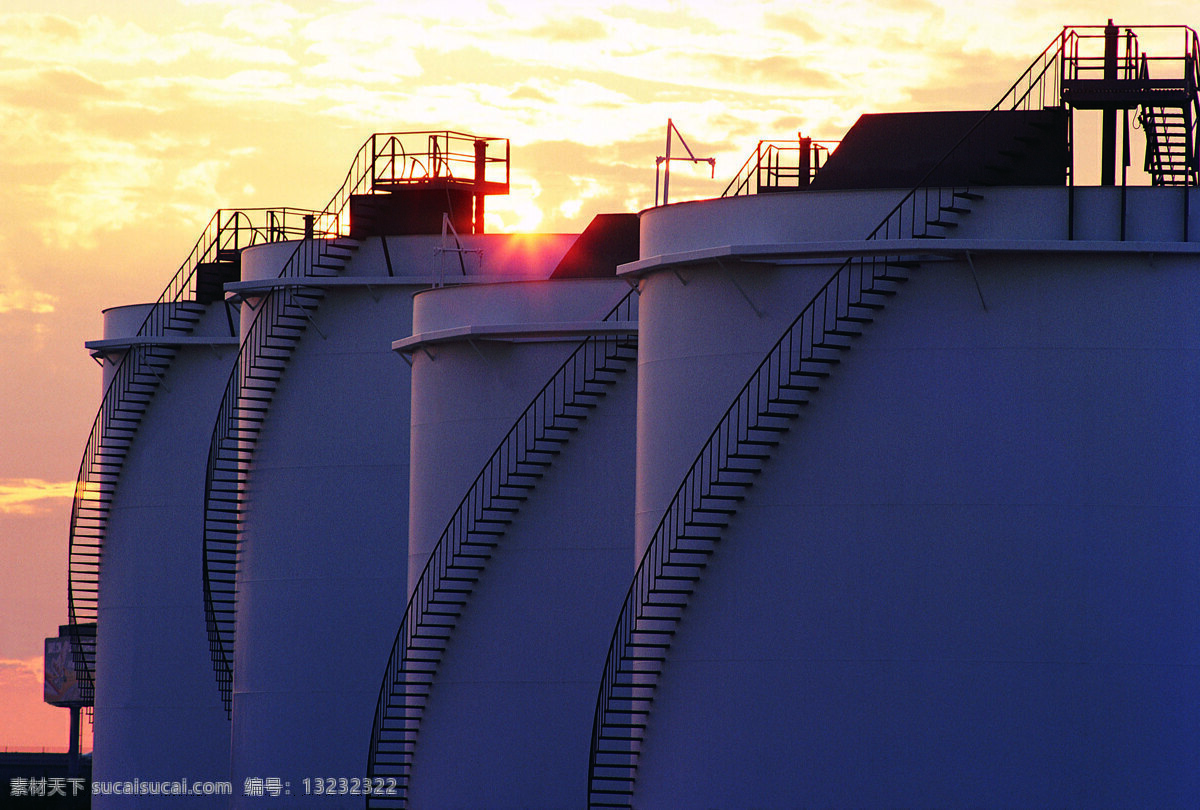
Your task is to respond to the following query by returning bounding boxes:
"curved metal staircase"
[65,208,312,709]
[364,289,638,809]
[202,132,510,715]
[585,28,1097,808]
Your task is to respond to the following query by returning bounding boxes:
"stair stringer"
[364,289,639,809]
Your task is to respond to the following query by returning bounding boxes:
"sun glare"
[486,186,546,233]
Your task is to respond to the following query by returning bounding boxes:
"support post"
[68,706,80,779]
[474,138,487,234]
[1101,19,1119,186]
[799,134,812,188]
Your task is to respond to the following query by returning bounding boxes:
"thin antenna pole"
[657,119,716,206]
[663,119,674,206]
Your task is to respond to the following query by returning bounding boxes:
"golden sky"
[1,0,1195,750]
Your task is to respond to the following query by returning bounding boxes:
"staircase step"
[813,339,851,351]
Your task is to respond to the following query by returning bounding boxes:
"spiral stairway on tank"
[586,24,1200,807]
[65,208,310,713]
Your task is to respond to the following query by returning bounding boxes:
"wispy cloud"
[0,13,183,67]
[0,289,57,315]
[0,1,1176,247]
[0,479,75,515]
[524,15,610,43]
[219,1,304,41]
[0,656,40,682]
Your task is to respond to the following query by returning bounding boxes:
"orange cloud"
[524,16,609,43]
[0,479,75,516]
[0,288,57,315]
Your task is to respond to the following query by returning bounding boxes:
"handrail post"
[756,141,764,193]
[369,133,377,193]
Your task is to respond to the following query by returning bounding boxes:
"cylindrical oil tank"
[623,185,1200,808]
[89,302,237,807]
[397,276,637,808]
[227,232,577,806]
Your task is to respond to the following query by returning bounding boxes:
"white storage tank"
[598,180,1200,807]
[87,299,238,807]
[591,35,1200,801]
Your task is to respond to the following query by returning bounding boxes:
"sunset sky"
[1,0,1195,752]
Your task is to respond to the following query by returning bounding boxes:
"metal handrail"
[365,288,638,808]
[65,208,311,706]
[1190,30,1200,184]
[586,26,1079,807]
[1062,24,1200,89]
[722,139,839,197]
[310,131,510,237]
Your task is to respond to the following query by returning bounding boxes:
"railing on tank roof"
[309,131,511,237]
[721,138,838,197]
[1062,23,1199,85]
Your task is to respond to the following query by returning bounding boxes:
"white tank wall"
[91,303,236,806]
[633,186,1200,559]
[402,279,636,808]
[406,278,631,584]
[626,187,1200,807]
[632,259,843,561]
[639,189,907,258]
[96,304,156,391]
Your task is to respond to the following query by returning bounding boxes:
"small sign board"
[44,629,87,707]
